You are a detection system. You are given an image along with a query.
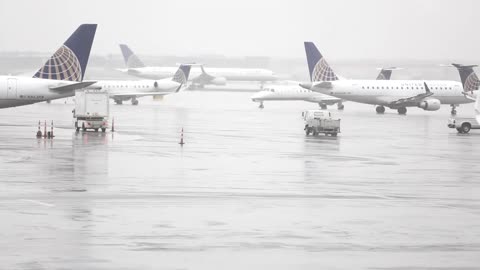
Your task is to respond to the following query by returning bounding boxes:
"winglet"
[33,24,97,82]
[424,82,431,94]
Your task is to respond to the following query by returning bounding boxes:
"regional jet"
[300,42,473,115]
[86,65,192,105]
[251,68,395,109]
[118,44,278,88]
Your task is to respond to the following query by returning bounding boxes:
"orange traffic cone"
[36,120,42,138]
[179,128,185,146]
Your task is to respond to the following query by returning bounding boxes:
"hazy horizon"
[0,0,479,62]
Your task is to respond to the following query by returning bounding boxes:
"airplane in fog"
[118,44,278,88]
[86,65,192,105]
[300,42,473,115]
[251,68,396,109]
[0,24,97,109]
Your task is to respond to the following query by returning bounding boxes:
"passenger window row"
[361,86,452,90]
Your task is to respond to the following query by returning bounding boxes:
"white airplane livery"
[86,65,192,105]
[119,44,278,88]
[300,42,473,115]
[0,24,97,109]
[251,68,395,109]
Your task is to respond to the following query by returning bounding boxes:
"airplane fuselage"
[0,76,75,108]
[314,80,471,107]
[127,66,277,82]
[252,85,340,104]
[89,78,181,98]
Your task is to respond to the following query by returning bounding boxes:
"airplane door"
[7,78,17,99]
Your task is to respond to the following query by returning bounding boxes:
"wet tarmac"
[1,91,480,269]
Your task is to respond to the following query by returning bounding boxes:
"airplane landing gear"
[131,98,139,106]
[450,104,457,115]
[337,102,345,110]
[114,99,123,105]
[319,104,327,110]
[376,105,385,114]
[258,102,264,109]
[397,107,407,115]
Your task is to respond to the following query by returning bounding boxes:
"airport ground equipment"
[448,117,480,134]
[302,110,341,136]
[73,90,109,132]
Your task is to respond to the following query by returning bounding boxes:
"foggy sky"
[0,0,478,61]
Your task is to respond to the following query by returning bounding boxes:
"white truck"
[73,90,109,132]
[448,117,480,134]
[302,110,341,136]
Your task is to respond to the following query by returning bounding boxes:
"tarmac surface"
[1,91,480,270]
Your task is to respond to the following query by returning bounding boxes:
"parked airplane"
[251,68,395,109]
[0,24,97,109]
[300,42,473,115]
[86,65,192,105]
[118,44,278,88]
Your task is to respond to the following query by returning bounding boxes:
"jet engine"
[418,98,441,111]
[210,77,227,86]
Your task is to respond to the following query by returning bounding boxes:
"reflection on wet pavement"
[1,92,480,269]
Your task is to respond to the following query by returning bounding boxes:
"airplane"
[85,64,192,105]
[251,68,396,109]
[118,44,278,88]
[300,42,473,115]
[0,24,97,109]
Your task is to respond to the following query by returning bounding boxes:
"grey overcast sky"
[0,0,478,60]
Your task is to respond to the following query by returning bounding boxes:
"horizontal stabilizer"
[313,81,333,89]
[49,81,97,92]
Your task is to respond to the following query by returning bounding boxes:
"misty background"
[0,0,478,80]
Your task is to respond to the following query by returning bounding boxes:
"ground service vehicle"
[302,110,341,136]
[448,117,480,134]
[74,90,109,132]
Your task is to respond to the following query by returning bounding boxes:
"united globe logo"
[312,58,338,82]
[33,45,82,81]
[464,72,480,92]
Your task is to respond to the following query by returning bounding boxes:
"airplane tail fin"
[304,41,338,82]
[172,64,192,84]
[376,69,392,80]
[119,44,146,68]
[33,24,97,82]
[376,67,402,80]
[452,63,480,92]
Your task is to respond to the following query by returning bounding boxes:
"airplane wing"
[313,81,333,89]
[387,82,433,107]
[49,81,97,92]
[299,81,333,90]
